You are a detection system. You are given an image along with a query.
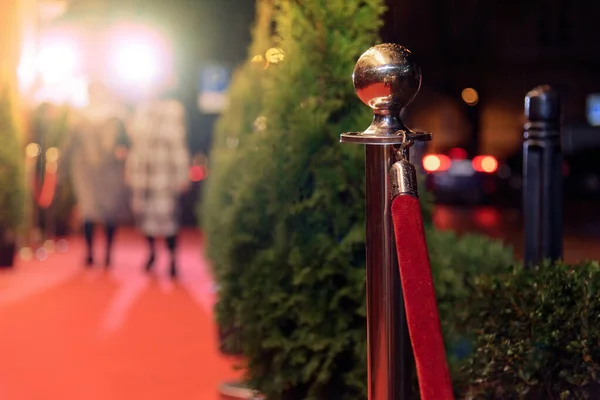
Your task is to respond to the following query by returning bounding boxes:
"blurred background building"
[9,0,600,227]
[385,0,600,159]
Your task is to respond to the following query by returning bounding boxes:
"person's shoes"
[85,255,94,267]
[169,261,178,279]
[144,253,156,272]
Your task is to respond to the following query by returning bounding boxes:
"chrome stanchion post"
[341,44,431,400]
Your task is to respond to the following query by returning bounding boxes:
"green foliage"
[34,104,76,235]
[201,0,517,399]
[428,229,517,367]
[203,0,600,397]
[203,1,384,398]
[454,261,600,399]
[202,0,277,338]
[0,90,24,238]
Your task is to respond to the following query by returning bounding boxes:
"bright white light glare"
[33,76,88,109]
[37,42,78,84]
[112,39,161,85]
[18,41,37,92]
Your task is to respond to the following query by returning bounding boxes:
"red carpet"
[0,228,242,400]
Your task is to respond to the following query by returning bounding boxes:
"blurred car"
[498,148,600,205]
[422,147,500,204]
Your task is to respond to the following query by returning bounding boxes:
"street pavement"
[0,228,241,400]
[433,202,600,263]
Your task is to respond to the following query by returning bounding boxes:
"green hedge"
[200,1,519,399]
[0,90,24,240]
[455,261,600,399]
[202,1,600,399]
[428,229,517,368]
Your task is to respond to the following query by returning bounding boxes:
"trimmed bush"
[455,261,600,399]
[428,229,518,367]
[201,1,517,399]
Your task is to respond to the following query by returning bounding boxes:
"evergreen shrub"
[0,90,24,242]
[202,0,515,398]
[455,261,600,400]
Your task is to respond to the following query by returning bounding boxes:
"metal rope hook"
[390,131,419,199]
[393,130,413,161]
[389,131,454,400]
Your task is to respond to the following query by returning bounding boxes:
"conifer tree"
[0,89,24,242]
[202,0,276,343]
[202,0,514,398]
[203,1,384,398]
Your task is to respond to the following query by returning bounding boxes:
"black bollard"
[523,85,563,267]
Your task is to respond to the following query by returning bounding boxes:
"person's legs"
[166,234,178,278]
[145,236,156,272]
[105,223,116,267]
[83,220,94,266]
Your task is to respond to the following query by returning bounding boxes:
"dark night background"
[57,0,600,160]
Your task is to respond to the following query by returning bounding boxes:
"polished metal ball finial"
[353,43,421,113]
[341,43,431,145]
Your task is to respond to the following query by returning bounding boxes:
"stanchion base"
[219,381,265,400]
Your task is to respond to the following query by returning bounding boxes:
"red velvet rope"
[391,194,454,400]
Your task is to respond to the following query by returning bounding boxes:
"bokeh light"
[26,143,41,158]
[19,247,33,261]
[253,116,267,132]
[36,248,49,261]
[46,147,60,163]
[266,48,285,64]
[461,88,479,106]
[423,154,451,172]
[43,240,56,253]
[56,239,69,253]
[189,165,207,182]
[37,41,79,84]
[111,39,161,85]
[423,155,441,172]
[472,155,498,173]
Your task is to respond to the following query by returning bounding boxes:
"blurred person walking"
[60,81,130,267]
[125,84,190,279]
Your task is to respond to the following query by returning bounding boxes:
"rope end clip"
[390,130,419,199]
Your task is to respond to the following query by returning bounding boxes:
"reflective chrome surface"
[341,43,431,145]
[341,43,422,400]
[341,127,432,144]
[365,145,413,400]
[390,159,418,198]
[354,44,421,112]
[389,133,419,198]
